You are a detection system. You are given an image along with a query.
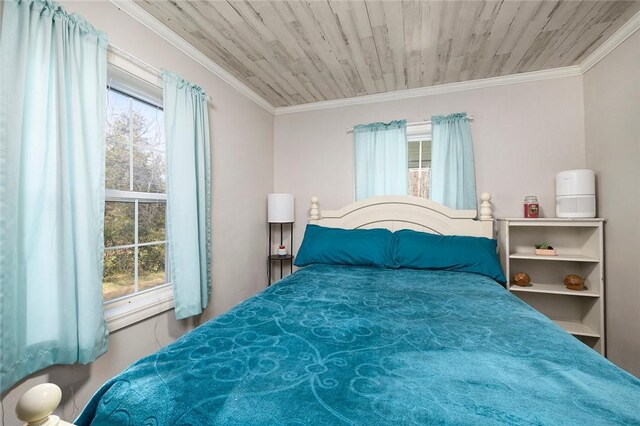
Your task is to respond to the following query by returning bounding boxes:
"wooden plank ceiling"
[136,1,640,107]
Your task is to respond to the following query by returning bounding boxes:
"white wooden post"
[15,383,75,426]
[309,196,320,223]
[479,192,493,220]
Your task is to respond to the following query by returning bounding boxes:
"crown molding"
[274,66,582,115]
[108,0,275,114]
[580,9,640,73]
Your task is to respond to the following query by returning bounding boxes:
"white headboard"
[309,193,494,239]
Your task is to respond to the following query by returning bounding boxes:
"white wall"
[584,30,640,376]
[274,76,586,252]
[0,1,274,424]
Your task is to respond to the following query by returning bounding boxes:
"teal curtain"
[430,113,477,210]
[354,120,407,200]
[0,0,109,393]
[162,71,211,320]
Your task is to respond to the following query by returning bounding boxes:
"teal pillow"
[393,229,507,283]
[294,224,394,268]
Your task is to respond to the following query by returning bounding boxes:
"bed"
[16,194,640,425]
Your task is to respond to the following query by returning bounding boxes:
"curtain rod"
[108,45,213,104]
[346,115,474,134]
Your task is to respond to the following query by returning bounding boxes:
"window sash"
[105,189,167,202]
[103,94,168,300]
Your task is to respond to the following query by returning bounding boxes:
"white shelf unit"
[498,218,605,355]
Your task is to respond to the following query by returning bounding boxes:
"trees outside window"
[408,139,431,198]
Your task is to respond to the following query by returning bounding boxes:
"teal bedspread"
[77,265,640,425]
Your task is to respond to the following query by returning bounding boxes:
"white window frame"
[104,48,173,332]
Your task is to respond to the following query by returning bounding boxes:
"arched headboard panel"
[309,194,494,238]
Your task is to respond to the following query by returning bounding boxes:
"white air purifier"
[555,169,596,218]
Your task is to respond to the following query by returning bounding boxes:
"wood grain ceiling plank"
[232,0,325,101]
[137,1,255,80]
[543,0,581,31]
[209,0,244,25]
[263,1,336,100]
[201,1,319,104]
[577,1,640,63]
[420,1,443,88]
[346,0,385,92]
[308,1,366,96]
[527,1,593,70]
[269,39,325,101]
[546,3,613,66]
[496,1,542,56]
[470,0,522,80]
[446,1,484,83]
[502,1,559,75]
[221,11,318,103]
[247,75,290,107]
[487,1,537,77]
[402,1,422,89]
[154,1,261,70]
[563,22,612,66]
[330,1,378,94]
[366,1,395,91]
[548,1,633,67]
[179,1,298,105]
[435,1,462,84]
[227,1,278,44]
[248,1,339,101]
[537,1,606,68]
[459,1,501,82]
[382,1,407,90]
[286,0,356,98]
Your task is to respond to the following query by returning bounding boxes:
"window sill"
[104,284,174,332]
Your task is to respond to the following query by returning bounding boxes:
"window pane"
[133,146,166,193]
[408,168,431,199]
[103,248,135,301]
[139,244,166,292]
[104,201,134,247]
[106,140,131,191]
[408,140,432,168]
[106,90,131,143]
[132,102,164,151]
[139,202,166,243]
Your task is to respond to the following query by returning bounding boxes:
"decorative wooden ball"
[512,272,531,287]
[564,274,585,291]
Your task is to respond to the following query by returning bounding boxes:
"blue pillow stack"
[294,224,506,284]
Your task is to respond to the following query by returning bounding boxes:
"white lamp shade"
[268,194,295,223]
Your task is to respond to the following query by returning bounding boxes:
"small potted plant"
[277,245,287,256]
[534,242,556,256]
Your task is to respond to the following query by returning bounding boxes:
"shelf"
[553,320,600,338]
[510,282,599,297]
[269,255,294,260]
[499,218,605,224]
[509,253,599,262]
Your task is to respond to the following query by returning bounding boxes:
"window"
[407,124,431,198]
[103,79,173,328]
[100,51,174,331]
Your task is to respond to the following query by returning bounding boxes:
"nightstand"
[267,222,294,286]
[267,194,295,286]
